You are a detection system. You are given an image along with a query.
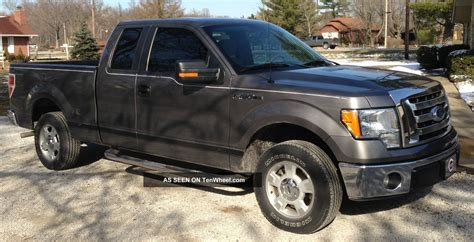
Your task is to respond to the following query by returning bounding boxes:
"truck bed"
[10,61,100,143]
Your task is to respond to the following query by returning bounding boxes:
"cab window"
[110,28,143,70]
[148,28,210,74]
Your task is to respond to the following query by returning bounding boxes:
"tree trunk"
[442,20,454,44]
[55,27,60,49]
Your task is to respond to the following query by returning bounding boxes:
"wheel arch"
[25,83,73,129]
[31,97,62,125]
[249,122,337,161]
[232,121,340,173]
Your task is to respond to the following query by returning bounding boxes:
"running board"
[104,149,248,180]
[104,149,206,173]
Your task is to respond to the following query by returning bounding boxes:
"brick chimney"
[13,6,27,26]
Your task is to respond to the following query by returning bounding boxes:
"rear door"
[96,26,149,149]
[135,26,231,168]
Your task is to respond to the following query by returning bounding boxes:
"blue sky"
[104,0,260,18]
[0,1,260,17]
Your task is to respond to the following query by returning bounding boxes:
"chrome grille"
[400,85,451,147]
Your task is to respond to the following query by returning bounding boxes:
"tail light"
[8,74,15,98]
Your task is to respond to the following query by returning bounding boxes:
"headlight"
[341,108,400,148]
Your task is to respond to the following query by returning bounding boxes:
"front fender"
[232,100,349,150]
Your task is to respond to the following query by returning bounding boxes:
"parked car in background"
[303,35,339,49]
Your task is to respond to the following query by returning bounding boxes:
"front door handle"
[137,84,151,97]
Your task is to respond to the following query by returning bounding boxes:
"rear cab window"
[109,28,144,71]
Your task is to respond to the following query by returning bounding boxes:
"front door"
[135,27,231,169]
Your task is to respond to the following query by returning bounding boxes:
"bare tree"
[352,0,384,47]
[298,0,319,37]
[390,0,406,42]
[2,0,21,13]
[131,0,184,19]
[186,8,210,17]
[23,0,91,49]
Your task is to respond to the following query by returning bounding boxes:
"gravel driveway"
[0,117,473,240]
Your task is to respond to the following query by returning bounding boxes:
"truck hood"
[269,65,434,95]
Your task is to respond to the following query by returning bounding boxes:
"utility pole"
[384,0,389,48]
[404,0,410,60]
[91,0,96,38]
[63,23,69,60]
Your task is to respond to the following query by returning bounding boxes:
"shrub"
[3,49,15,62]
[447,49,474,74]
[438,44,470,67]
[416,46,438,69]
[416,28,438,45]
[447,51,474,82]
[15,49,29,63]
[417,44,471,70]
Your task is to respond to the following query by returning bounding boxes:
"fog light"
[384,172,402,190]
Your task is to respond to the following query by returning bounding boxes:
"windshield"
[203,22,329,73]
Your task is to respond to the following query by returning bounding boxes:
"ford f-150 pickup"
[7,18,460,234]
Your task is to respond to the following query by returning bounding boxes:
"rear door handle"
[137,84,151,96]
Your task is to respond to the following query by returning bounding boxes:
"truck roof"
[118,18,264,27]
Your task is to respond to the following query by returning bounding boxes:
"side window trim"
[145,27,159,73]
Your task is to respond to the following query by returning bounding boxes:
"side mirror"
[176,60,219,84]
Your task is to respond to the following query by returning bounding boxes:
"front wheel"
[34,112,81,170]
[254,140,342,234]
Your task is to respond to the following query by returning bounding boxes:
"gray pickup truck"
[8,18,459,234]
[303,35,339,49]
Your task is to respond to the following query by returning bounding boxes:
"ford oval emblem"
[431,106,446,122]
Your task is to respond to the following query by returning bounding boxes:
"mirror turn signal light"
[341,110,361,138]
[179,72,199,78]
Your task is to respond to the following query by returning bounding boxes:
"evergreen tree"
[319,0,348,18]
[70,23,100,61]
[259,0,319,37]
[260,0,303,36]
[410,1,454,43]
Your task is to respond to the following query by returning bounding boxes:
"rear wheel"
[254,140,342,234]
[323,43,330,49]
[330,45,336,49]
[34,112,81,170]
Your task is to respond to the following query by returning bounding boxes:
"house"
[320,17,380,45]
[453,0,473,48]
[0,7,37,57]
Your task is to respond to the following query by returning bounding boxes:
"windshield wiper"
[240,63,294,73]
[303,60,331,67]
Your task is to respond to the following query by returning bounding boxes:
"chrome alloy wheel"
[265,161,315,219]
[39,125,60,161]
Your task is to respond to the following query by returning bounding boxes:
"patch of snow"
[332,59,425,75]
[334,59,418,67]
[455,80,474,111]
[448,49,471,57]
[451,75,471,81]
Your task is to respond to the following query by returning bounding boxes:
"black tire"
[330,45,336,49]
[254,140,342,234]
[34,112,81,170]
[323,43,329,49]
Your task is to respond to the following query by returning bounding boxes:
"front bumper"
[7,110,18,126]
[339,136,460,200]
